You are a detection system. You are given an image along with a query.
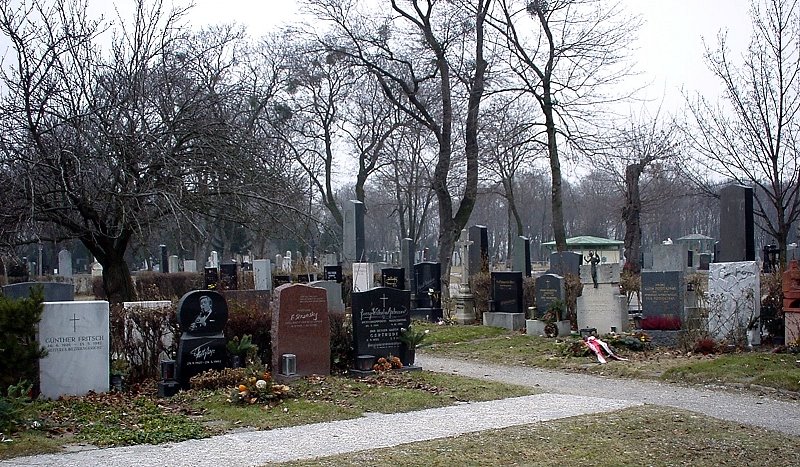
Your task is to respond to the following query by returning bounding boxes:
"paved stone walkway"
[3,353,799,466]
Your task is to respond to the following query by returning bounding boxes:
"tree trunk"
[543,89,566,251]
[622,163,643,273]
[82,233,136,303]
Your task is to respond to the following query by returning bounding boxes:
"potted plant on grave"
[399,325,429,366]
[226,334,256,368]
[110,358,129,391]
[542,300,570,337]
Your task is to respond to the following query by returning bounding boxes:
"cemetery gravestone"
[353,262,374,292]
[168,255,180,274]
[351,287,411,363]
[184,260,197,273]
[513,236,532,277]
[2,282,74,301]
[381,267,405,290]
[39,301,109,399]
[310,280,346,317]
[534,274,565,319]
[176,291,228,389]
[651,244,687,272]
[718,184,755,262]
[271,284,330,378]
[204,267,219,290]
[324,265,343,283]
[708,261,760,344]
[576,263,627,334]
[548,251,581,277]
[273,275,292,288]
[160,245,169,273]
[253,259,272,291]
[468,225,489,278]
[484,272,525,330]
[641,271,684,320]
[57,249,73,277]
[343,200,365,262]
[413,262,442,321]
[219,263,238,290]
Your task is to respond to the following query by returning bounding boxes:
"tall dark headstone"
[401,238,415,294]
[381,267,406,290]
[343,200,365,262]
[176,291,228,388]
[351,287,411,362]
[491,271,523,314]
[718,184,755,262]
[412,262,443,321]
[160,244,169,273]
[271,284,330,377]
[513,236,532,277]
[468,225,489,277]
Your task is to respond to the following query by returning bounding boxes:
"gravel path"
[418,354,800,436]
[4,355,799,466]
[1,393,637,467]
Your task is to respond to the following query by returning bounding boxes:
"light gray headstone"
[352,262,374,292]
[168,255,180,274]
[254,259,272,291]
[39,301,110,399]
[57,249,73,277]
[650,244,687,272]
[579,263,620,285]
[183,259,197,273]
[708,261,760,344]
[310,280,345,316]
[576,285,628,334]
[343,200,365,262]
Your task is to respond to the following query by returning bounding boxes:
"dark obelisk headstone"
[468,225,489,278]
[343,200,365,263]
[718,184,755,262]
[513,236,532,277]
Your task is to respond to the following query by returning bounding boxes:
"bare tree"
[686,0,800,265]
[487,0,640,251]
[306,0,492,294]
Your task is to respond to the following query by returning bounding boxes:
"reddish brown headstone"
[783,260,800,343]
[270,284,330,377]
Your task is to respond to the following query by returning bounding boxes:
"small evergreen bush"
[0,287,47,391]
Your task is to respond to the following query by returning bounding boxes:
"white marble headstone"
[352,262,374,292]
[183,259,197,273]
[708,261,760,344]
[254,259,272,291]
[39,301,110,399]
[57,249,73,277]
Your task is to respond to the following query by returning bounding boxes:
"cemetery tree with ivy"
[486,0,640,251]
[307,0,492,296]
[0,0,254,302]
[687,0,800,266]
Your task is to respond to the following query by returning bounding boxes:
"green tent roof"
[541,235,623,248]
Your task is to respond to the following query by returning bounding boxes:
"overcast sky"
[185,0,754,115]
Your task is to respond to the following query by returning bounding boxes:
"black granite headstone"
[2,281,74,301]
[641,271,684,319]
[219,263,238,291]
[414,262,441,308]
[513,236,532,277]
[491,271,523,314]
[381,268,406,290]
[273,275,291,288]
[204,267,219,290]
[718,184,755,262]
[468,225,489,277]
[160,244,169,273]
[534,274,564,319]
[176,290,229,388]
[324,265,343,283]
[351,287,411,362]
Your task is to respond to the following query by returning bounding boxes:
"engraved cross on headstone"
[69,313,80,332]
[380,294,389,310]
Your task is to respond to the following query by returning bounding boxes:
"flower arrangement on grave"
[372,355,402,372]
[427,288,441,307]
[399,325,429,348]
[227,365,292,405]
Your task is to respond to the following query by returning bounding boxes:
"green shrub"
[0,288,47,391]
[330,313,353,372]
[0,380,33,433]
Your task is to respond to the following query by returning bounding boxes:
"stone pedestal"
[576,286,628,335]
[526,320,546,336]
[453,292,476,325]
[483,312,525,330]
